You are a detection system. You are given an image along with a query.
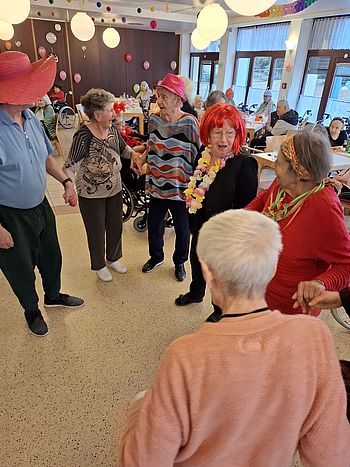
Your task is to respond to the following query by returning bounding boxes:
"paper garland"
[256,0,319,18]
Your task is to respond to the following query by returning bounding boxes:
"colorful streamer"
[256,0,319,18]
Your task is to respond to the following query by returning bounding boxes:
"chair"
[52,114,65,159]
[76,103,89,127]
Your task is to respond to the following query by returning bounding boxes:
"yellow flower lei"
[184,147,227,214]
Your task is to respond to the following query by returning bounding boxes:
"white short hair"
[197,210,282,298]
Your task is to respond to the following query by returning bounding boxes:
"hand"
[63,182,78,207]
[292,280,326,314]
[131,153,145,175]
[0,224,14,249]
[308,291,342,311]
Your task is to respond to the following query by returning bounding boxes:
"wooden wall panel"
[0,20,35,61]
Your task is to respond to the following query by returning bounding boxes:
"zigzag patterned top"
[146,113,201,202]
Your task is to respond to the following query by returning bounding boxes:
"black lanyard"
[219,306,270,320]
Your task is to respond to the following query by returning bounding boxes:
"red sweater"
[49,90,65,103]
[246,179,350,315]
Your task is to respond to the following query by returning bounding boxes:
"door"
[325,62,350,120]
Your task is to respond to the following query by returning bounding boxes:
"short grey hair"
[197,210,282,299]
[205,90,225,109]
[277,99,289,111]
[291,127,331,183]
[80,88,115,120]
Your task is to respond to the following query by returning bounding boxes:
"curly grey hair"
[80,88,115,120]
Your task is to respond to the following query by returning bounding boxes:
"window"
[189,53,219,100]
[325,62,350,118]
[234,57,250,105]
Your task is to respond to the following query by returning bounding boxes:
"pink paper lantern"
[38,46,47,58]
[59,70,67,81]
[142,60,150,70]
[74,73,81,84]
[150,20,157,29]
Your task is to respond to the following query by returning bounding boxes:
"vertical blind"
[310,16,350,50]
[236,22,290,51]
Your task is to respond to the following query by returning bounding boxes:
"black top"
[327,127,348,147]
[189,151,258,234]
[181,101,198,119]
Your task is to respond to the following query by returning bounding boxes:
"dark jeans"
[0,198,62,312]
[148,196,189,265]
[79,192,123,271]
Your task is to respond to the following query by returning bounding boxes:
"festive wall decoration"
[142,60,150,70]
[4,41,12,50]
[38,45,47,58]
[150,20,157,29]
[125,53,133,62]
[150,6,155,12]
[137,8,142,13]
[96,2,101,7]
[55,23,61,32]
[74,73,81,84]
[256,0,319,17]
[121,17,126,23]
[170,60,177,70]
[133,83,140,93]
[106,6,111,12]
[59,70,67,80]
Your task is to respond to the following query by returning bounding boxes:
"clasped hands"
[292,280,326,313]
[131,151,146,175]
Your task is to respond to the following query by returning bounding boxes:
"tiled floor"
[1,126,349,466]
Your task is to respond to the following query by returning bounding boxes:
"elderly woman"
[247,128,350,315]
[253,89,275,117]
[175,103,258,320]
[133,73,201,280]
[121,209,350,466]
[35,94,56,141]
[327,117,348,148]
[136,81,152,112]
[64,88,137,282]
[204,90,225,109]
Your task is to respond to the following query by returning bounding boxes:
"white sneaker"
[107,260,127,274]
[96,266,112,282]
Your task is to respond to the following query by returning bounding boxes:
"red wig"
[200,103,247,155]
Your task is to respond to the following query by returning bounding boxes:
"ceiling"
[30,0,350,33]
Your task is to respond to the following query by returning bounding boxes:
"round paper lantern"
[74,73,81,84]
[59,70,67,81]
[70,12,95,42]
[37,45,47,58]
[170,60,177,71]
[102,27,120,48]
[224,0,276,16]
[191,28,210,51]
[143,60,150,70]
[133,83,140,93]
[0,20,14,41]
[125,53,133,62]
[197,3,228,41]
[150,20,157,29]
[0,0,30,25]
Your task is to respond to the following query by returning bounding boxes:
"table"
[253,151,350,184]
[246,122,264,142]
[123,111,144,135]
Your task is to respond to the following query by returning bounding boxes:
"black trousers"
[0,198,62,312]
[78,192,123,271]
[147,196,189,265]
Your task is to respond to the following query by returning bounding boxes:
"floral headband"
[280,135,309,180]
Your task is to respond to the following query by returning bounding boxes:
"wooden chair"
[76,103,89,127]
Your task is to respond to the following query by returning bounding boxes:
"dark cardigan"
[189,152,258,234]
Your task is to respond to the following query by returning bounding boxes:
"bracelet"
[61,177,73,187]
[314,279,325,288]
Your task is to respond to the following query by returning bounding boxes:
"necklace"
[184,147,232,214]
[264,182,325,230]
[219,306,270,320]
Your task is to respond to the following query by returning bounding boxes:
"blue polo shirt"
[0,107,53,209]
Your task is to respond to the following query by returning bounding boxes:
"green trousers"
[0,198,62,312]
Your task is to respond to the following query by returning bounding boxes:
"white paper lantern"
[70,12,95,42]
[102,28,120,48]
[197,3,228,42]
[191,28,210,51]
[0,20,14,40]
[224,0,277,16]
[0,0,30,25]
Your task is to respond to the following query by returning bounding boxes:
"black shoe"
[24,310,48,336]
[142,258,164,273]
[206,309,222,323]
[175,293,203,306]
[44,293,84,308]
[175,264,186,281]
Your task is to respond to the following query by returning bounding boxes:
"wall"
[0,19,180,107]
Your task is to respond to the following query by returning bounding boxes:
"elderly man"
[0,51,83,336]
[253,89,275,117]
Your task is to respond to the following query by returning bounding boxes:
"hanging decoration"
[38,45,47,58]
[70,12,95,41]
[46,32,57,44]
[15,40,22,50]
[256,0,319,17]
[142,60,150,70]
[55,24,62,32]
[197,3,228,41]
[102,27,120,48]
[137,8,142,13]
[4,41,12,50]
[0,20,14,41]
[59,70,67,81]
[170,60,177,71]
[125,53,133,62]
[224,0,275,16]
[106,6,111,12]
[81,45,87,58]
[0,0,30,25]
[133,83,140,93]
[74,73,82,84]
[191,28,210,51]
[121,16,126,23]
[96,2,102,7]
[150,20,157,29]
[150,6,155,12]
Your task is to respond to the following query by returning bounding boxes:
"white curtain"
[236,23,290,51]
[310,16,350,50]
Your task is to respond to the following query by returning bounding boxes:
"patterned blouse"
[64,125,132,198]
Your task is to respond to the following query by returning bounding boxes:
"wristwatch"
[61,177,73,187]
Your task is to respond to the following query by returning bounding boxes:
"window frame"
[189,52,220,97]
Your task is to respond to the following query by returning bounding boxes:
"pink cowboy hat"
[0,51,57,105]
[156,73,186,101]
